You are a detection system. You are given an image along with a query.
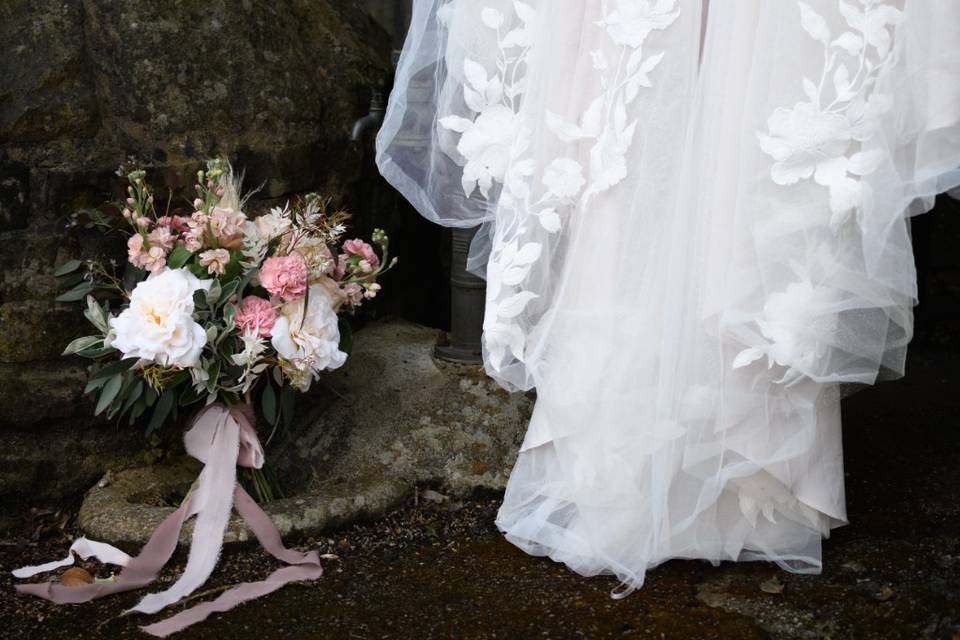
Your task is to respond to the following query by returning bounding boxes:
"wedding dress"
[376,0,960,593]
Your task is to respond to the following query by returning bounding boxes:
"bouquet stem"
[243,463,284,504]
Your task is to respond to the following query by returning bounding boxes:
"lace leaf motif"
[439,0,679,372]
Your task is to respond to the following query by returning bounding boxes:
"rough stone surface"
[77,319,533,546]
[0,418,142,503]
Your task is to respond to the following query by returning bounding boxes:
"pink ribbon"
[12,404,321,637]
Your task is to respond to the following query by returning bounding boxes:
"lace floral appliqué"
[758,0,901,231]
[439,0,680,373]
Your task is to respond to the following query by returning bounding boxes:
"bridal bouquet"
[14,160,398,635]
[55,159,395,497]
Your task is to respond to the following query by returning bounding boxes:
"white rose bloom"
[271,285,347,391]
[109,268,212,368]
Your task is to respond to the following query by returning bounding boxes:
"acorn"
[59,567,94,587]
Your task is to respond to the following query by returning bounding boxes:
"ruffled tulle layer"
[379,0,960,591]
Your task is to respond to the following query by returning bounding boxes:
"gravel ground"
[1,346,958,640]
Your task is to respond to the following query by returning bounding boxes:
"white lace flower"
[758,103,852,186]
[602,0,680,48]
[838,0,903,58]
[109,268,211,368]
[442,104,522,198]
[760,282,821,372]
[542,158,586,198]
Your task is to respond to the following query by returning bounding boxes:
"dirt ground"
[1,345,958,640]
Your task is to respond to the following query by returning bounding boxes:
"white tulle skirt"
[377,0,960,593]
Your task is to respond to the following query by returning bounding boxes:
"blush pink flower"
[234,296,277,338]
[342,239,380,270]
[140,245,168,273]
[208,206,247,249]
[198,248,231,275]
[127,234,146,267]
[260,254,308,301]
[334,254,348,280]
[342,282,364,306]
[147,225,176,251]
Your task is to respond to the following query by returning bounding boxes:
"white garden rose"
[270,284,347,391]
[108,268,211,368]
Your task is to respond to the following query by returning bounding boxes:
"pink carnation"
[259,254,308,301]
[342,239,380,270]
[234,296,277,338]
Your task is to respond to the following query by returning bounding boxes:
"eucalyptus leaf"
[83,296,109,333]
[167,245,193,269]
[63,335,102,356]
[89,357,139,381]
[144,385,158,407]
[129,396,147,424]
[84,374,111,395]
[237,268,257,299]
[108,373,138,420]
[206,360,221,393]
[76,345,117,359]
[147,389,175,434]
[222,304,236,331]
[218,279,239,306]
[53,259,82,277]
[56,283,95,303]
[57,272,85,289]
[120,379,144,416]
[206,280,222,305]
[95,374,123,416]
[261,383,278,426]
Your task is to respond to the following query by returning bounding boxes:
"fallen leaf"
[875,586,895,601]
[60,567,94,586]
[760,575,785,594]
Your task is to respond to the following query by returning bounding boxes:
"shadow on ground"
[1,346,958,639]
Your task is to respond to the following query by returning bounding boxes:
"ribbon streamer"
[12,404,321,637]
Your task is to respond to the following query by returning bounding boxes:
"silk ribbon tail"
[140,484,322,638]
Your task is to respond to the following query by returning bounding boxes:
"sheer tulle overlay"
[377,0,960,591]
